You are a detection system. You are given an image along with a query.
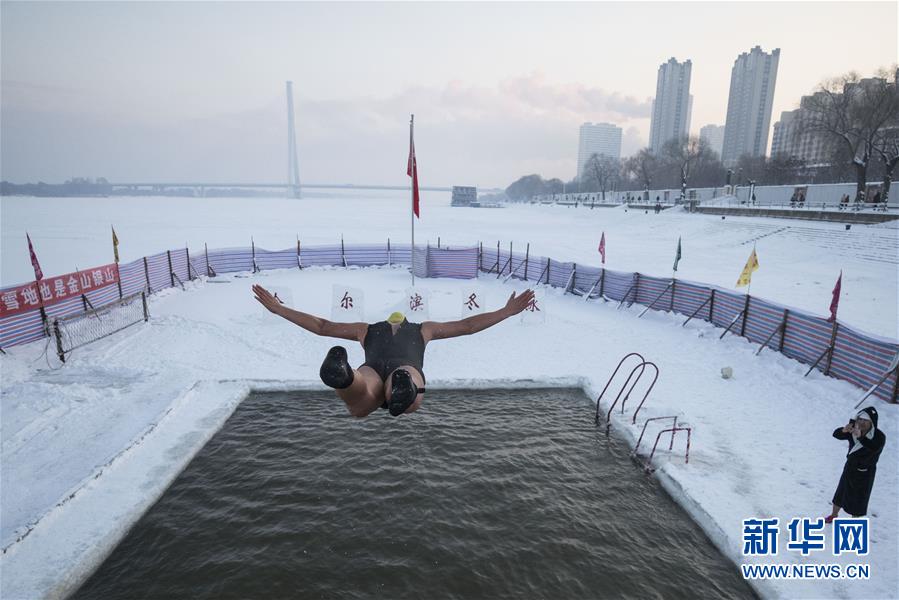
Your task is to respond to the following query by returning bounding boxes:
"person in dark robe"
[826,407,886,522]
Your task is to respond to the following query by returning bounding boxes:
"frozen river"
[2,189,897,337]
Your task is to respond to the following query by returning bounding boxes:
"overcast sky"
[1,1,896,188]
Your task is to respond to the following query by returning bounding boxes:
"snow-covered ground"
[3,190,897,336]
[1,191,897,600]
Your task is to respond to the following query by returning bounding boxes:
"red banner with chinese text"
[0,264,120,318]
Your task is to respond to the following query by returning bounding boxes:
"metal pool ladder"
[594,352,659,433]
[633,417,692,471]
[638,426,692,473]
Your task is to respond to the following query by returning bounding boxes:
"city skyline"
[1,2,895,188]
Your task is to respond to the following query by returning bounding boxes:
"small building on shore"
[451,186,477,207]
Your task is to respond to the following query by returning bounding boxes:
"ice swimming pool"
[72,388,755,599]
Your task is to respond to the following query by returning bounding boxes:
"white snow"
[1,191,897,600]
[3,191,896,336]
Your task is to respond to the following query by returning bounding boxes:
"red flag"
[827,270,842,322]
[598,232,606,264]
[26,233,43,281]
[407,118,420,218]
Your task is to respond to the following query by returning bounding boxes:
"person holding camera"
[825,407,886,522]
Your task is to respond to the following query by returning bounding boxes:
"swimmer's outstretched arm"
[252,284,366,341]
[422,289,535,342]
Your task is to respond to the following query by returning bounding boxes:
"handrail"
[633,416,678,456]
[594,352,644,424]
[624,361,659,424]
[644,426,692,472]
[603,362,647,433]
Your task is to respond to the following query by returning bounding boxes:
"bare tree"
[621,148,657,198]
[581,153,619,201]
[803,68,899,200]
[872,124,899,202]
[661,136,711,203]
[764,154,809,185]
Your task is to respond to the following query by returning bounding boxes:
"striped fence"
[1,240,895,402]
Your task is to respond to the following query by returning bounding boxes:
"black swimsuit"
[362,321,427,411]
[362,320,427,384]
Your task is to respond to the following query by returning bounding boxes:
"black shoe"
[320,346,354,389]
[388,369,418,416]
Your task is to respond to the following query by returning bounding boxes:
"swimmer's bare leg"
[385,365,425,415]
[335,366,385,418]
[320,346,385,417]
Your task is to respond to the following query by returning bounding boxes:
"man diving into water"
[253,284,535,417]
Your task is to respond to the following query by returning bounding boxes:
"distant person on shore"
[872,190,882,204]
[252,284,535,417]
[790,191,798,208]
[839,194,850,210]
[825,407,886,522]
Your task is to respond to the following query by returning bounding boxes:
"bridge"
[109,182,504,194]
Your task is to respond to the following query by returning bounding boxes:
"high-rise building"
[577,122,622,178]
[699,124,725,157]
[721,46,780,166]
[770,93,835,165]
[649,58,693,153]
[770,109,799,158]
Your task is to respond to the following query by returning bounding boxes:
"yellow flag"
[112,226,120,263]
[736,248,759,287]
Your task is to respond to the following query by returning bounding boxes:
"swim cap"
[387,311,405,324]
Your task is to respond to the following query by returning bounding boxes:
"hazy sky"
[1,1,896,188]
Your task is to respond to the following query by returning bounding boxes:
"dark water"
[73,389,755,600]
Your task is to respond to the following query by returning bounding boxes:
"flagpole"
[410,114,415,288]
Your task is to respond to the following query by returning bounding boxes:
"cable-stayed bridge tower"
[286,81,301,198]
